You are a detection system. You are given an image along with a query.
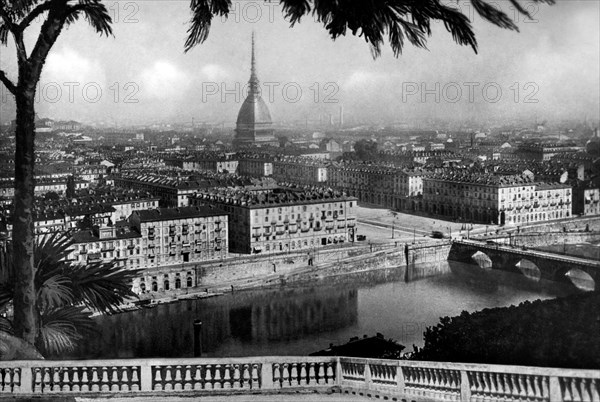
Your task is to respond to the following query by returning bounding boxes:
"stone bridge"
[448,239,599,289]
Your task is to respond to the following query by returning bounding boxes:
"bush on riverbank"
[412,292,600,369]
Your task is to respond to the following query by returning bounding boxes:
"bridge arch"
[471,251,492,269]
[563,268,595,292]
[515,259,541,281]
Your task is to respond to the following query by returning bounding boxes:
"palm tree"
[0,0,552,349]
[0,233,140,357]
[0,0,112,345]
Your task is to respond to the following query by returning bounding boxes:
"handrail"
[0,356,598,401]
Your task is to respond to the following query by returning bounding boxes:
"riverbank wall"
[140,240,455,301]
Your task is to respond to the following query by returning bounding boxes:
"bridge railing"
[1,356,599,401]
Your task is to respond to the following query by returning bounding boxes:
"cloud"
[201,64,229,81]
[43,47,106,86]
[344,71,382,89]
[139,60,188,99]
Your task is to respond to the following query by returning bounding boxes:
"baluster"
[163,365,173,391]
[453,370,462,400]
[421,368,429,395]
[12,368,21,393]
[153,367,163,391]
[121,367,130,392]
[205,365,213,390]
[81,368,90,392]
[290,363,298,386]
[299,363,308,386]
[308,363,316,386]
[193,366,202,390]
[562,378,574,402]
[573,378,583,402]
[33,368,43,393]
[90,367,100,392]
[51,368,61,392]
[590,378,600,402]
[505,373,515,400]
[482,372,492,402]
[184,365,192,391]
[439,370,449,398]
[412,368,420,393]
[222,365,232,389]
[60,368,70,392]
[490,372,499,402]
[524,375,535,401]
[173,365,183,391]
[251,364,259,389]
[213,365,222,389]
[540,376,550,402]
[494,373,505,402]
[431,369,440,395]
[100,367,110,392]
[232,364,240,389]
[326,363,335,385]
[242,364,250,389]
[316,363,324,385]
[469,372,480,399]
[70,368,80,392]
[518,375,528,400]
[131,367,140,392]
[403,367,412,389]
[110,366,120,392]
[531,375,542,401]
[281,363,290,388]
[582,378,592,402]
[273,364,281,388]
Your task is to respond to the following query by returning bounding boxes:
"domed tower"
[233,33,277,149]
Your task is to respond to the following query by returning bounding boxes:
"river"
[62,259,584,360]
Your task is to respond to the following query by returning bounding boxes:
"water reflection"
[63,261,580,360]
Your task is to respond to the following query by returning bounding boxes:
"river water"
[64,260,583,360]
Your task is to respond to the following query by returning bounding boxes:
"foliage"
[0,233,140,357]
[353,139,379,160]
[412,292,600,369]
[184,0,554,57]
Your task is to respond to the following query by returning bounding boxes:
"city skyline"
[0,0,598,126]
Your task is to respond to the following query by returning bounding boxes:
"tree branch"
[12,30,28,64]
[0,0,17,32]
[0,69,16,95]
[28,1,68,78]
[18,1,54,32]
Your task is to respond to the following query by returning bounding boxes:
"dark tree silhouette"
[184,0,554,56]
[0,0,112,345]
[0,0,553,351]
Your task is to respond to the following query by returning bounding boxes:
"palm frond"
[63,261,141,314]
[184,0,554,57]
[66,0,113,37]
[184,0,231,52]
[37,306,96,355]
[37,273,73,310]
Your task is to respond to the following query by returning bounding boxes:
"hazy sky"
[0,0,599,126]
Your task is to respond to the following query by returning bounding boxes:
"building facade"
[191,187,357,254]
[422,173,572,225]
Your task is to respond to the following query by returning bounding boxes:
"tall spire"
[249,31,259,94]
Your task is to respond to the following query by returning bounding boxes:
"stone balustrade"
[0,357,598,401]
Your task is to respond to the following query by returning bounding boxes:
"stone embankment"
[137,240,453,305]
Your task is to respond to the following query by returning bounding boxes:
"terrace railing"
[1,356,598,401]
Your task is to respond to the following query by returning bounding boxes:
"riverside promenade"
[0,356,598,401]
